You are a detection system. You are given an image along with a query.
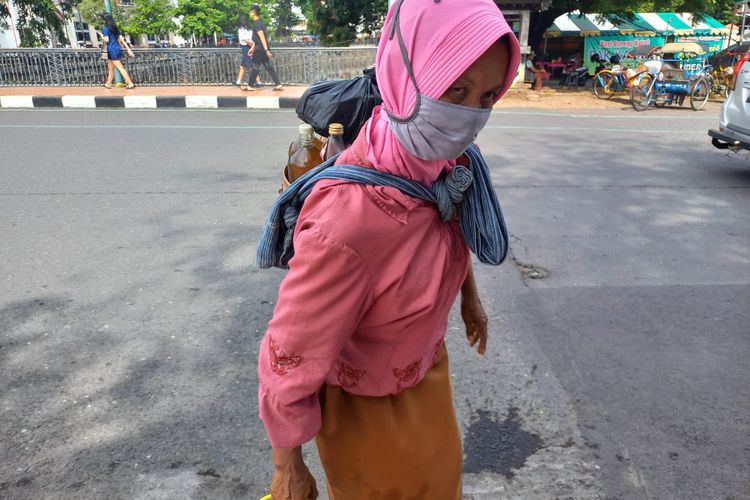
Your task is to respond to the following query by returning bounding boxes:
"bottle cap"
[299,123,314,135]
[328,123,344,135]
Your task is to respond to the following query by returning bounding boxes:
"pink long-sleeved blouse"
[257,173,469,448]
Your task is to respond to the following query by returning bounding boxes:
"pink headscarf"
[341,0,520,185]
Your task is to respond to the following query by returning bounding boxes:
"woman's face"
[439,39,509,109]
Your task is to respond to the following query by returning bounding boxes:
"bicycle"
[593,63,646,99]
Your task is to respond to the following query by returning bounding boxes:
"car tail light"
[730,54,749,91]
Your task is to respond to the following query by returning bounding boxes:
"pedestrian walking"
[255,0,520,498]
[247,4,283,90]
[235,13,256,90]
[98,13,135,89]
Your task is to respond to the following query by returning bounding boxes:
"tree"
[172,0,287,46]
[175,0,222,44]
[121,0,176,41]
[214,0,252,36]
[297,0,314,32]
[304,0,387,47]
[77,0,129,28]
[1,1,10,30]
[2,0,78,46]
[270,0,299,38]
[711,0,739,25]
[528,0,742,54]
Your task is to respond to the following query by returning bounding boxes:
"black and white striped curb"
[0,95,300,109]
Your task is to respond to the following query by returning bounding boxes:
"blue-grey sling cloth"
[256,143,508,269]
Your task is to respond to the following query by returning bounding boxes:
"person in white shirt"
[236,14,256,88]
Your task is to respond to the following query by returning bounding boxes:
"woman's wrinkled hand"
[271,447,318,500]
[270,466,317,500]
[461,294,488,355]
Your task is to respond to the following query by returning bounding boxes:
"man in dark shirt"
[246,4,283,91]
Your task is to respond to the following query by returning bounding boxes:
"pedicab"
[630,42,711,111]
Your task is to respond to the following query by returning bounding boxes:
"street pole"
[104,0,124,85]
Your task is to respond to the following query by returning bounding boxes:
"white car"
[709,53,750,151]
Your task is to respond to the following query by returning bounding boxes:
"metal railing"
[0,47,377,86]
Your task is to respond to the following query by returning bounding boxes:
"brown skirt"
[316,344,462,500]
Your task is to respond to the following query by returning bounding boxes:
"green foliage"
[122,0,176,37]
[270,0,299,37]
[297,0,314,29]
[76,0,100,26]
[709,0,738,25]
[306,0,387,47]
[171,0,294,42]
[1,1,10,30]
[9,0,73,46]
[77,0,128,28]
[214,0,253,35]
[175,0,223,40]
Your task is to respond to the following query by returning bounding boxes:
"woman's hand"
[461,293,488,355]
[461,261,488,355]
[271,447,318,500]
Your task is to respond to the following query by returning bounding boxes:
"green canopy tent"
[545,12,728,72]
[547,11,728,38]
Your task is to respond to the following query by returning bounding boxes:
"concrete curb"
[0,95,300,110]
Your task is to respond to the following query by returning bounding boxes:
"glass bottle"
[287,127,323,182]
[288,123,314,159]
[324,123,346,160]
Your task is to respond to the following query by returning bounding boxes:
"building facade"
[0,0,99,48]
[496,0,551,54]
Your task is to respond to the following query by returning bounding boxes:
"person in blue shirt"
[98,13,135,89]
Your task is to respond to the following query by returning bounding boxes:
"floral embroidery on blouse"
[269,336,303,376]
[337,362,367,389]
[432,339,444,365]
[393,359,422,392]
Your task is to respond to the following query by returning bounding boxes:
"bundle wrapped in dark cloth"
[295,67,382,144]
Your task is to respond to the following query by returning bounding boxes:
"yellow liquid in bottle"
[288,139,322,182]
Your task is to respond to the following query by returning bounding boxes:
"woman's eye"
[448,87,466,100]
[481,91,498,101]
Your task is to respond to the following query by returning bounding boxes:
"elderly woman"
[256,0,520,498]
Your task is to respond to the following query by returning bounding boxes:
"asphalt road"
[1,107,748,500]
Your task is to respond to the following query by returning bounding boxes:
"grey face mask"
[384,0,492,161]
[388,95,491,160]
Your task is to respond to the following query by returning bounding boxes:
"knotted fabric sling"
[256,143,508,269]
